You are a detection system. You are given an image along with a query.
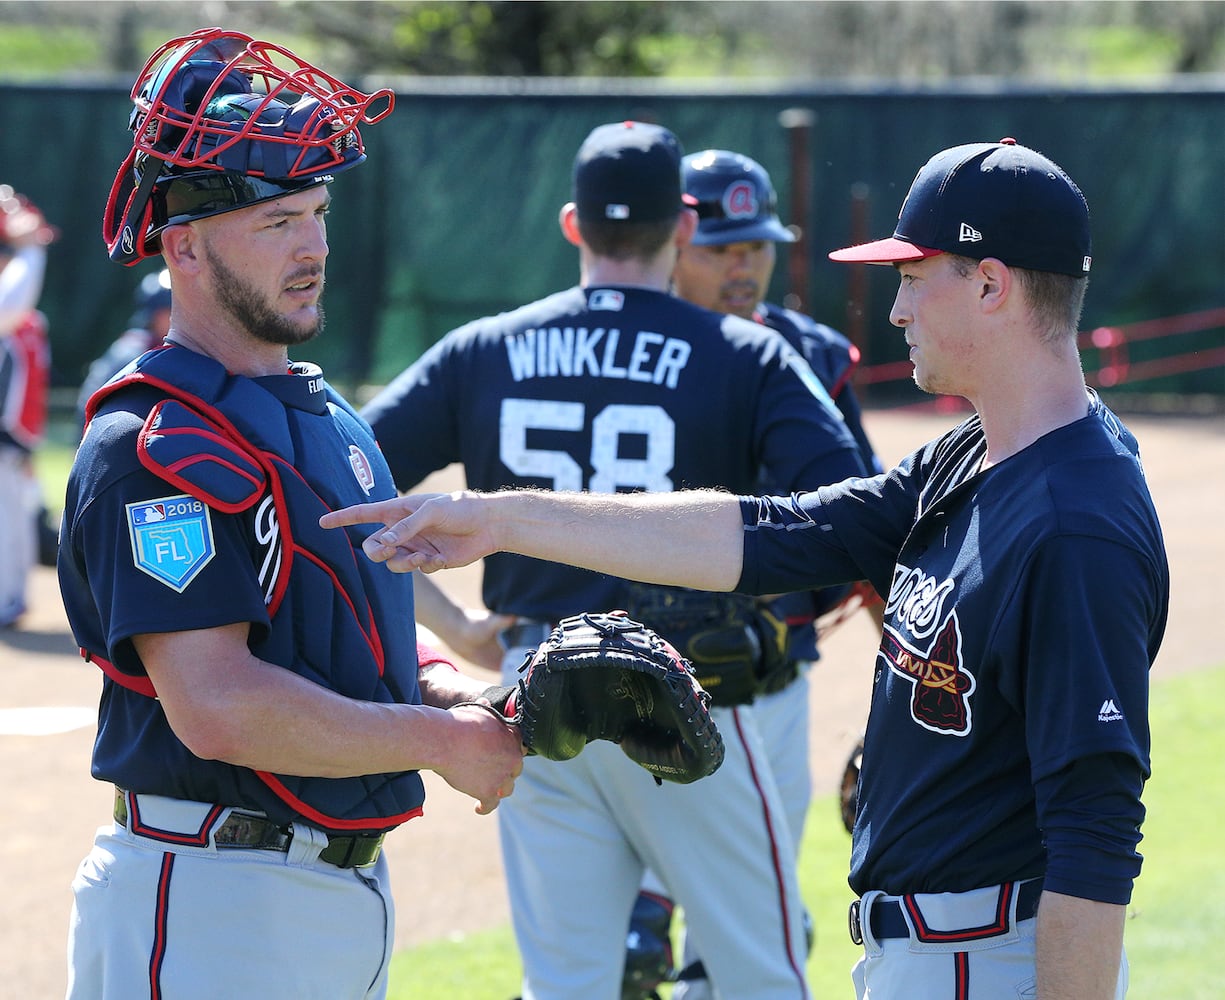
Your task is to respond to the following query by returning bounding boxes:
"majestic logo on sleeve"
[881,565,976,736]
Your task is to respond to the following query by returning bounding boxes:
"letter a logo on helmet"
[722,180,760,221]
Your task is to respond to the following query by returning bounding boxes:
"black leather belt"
[849,878,1044,945]
[114,789,384,869]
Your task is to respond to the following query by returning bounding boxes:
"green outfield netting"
[5,79,1222,403]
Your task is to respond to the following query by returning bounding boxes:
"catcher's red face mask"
[104,27,394,265]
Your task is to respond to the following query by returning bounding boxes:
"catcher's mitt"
[620,583,793,707]
[478,612,725,784]
[839,737,864,834]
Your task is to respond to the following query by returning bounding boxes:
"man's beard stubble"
[204,243,325,347]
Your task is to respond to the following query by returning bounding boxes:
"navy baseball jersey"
[737,393,1168,899]
[59,345,426,832]
[364,284,866,620]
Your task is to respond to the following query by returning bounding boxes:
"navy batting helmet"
[103,28,394,266]
[682,150,797,246]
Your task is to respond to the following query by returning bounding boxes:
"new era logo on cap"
[959,222,983,243]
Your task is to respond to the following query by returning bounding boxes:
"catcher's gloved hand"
[840,738,864,834]
[476,612,725,784]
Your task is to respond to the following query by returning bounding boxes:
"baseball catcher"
[475,612,725,784]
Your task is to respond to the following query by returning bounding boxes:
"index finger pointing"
[320,502,387,530]
[320,496,422,531]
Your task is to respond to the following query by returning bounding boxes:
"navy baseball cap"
[829,139,1091,277]
[573,121,685,223]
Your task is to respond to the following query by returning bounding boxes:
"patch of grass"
[389,927,523,999]
[34,442,76,515]
[387,664,1225,999]
[1121,665,1225,1000]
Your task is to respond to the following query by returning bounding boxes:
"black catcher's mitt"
[620,584,793,707]
[480,612,725,784]
[840,737,864,834]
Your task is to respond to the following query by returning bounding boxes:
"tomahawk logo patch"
[881,565,976,736]
[127,494,215,592]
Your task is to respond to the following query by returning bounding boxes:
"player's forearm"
[180,661,467,776]
[416,658,498,707]
[184,666,521,817]
[321,488,748,590]
[138,626,491,777]
[1035,891,1126,1000]
[492,488,745,591]
[197,663,523,817]
[220,681,467,777]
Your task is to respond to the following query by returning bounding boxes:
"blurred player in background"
[361,120,870,999]
[0,183,56,627]
[76,267,172,432]
[625,149,886,998]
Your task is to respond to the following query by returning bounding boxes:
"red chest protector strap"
[81,648,158,697]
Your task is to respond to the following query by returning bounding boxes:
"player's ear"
[559,203,583,247]
[674,207,698,249]
[159,224,201,274]
[975,257,1012,314]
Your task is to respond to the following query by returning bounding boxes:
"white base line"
[0,706,96,735]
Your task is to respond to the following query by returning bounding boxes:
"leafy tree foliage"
[0,1,1220,81]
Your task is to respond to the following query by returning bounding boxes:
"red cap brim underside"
[828,237,944,264]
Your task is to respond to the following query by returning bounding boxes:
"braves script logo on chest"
[881,565,976,736]
[253,494,283,606]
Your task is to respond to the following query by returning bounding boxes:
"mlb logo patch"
[589,289,625,311]
[127,494,216,592]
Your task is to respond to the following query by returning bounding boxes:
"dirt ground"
[2,406,1220,998]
